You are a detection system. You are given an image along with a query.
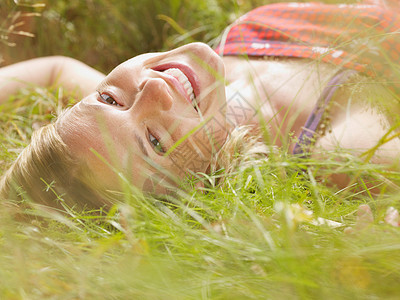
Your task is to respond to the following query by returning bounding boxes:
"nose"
[137,78,173,111]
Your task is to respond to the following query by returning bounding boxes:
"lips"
[152,63,200,110]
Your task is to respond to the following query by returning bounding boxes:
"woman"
[1,1,400,210]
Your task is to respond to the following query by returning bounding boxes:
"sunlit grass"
[1,86,400,298]
[2,0,400,298]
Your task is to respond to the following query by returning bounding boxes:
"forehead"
[56,102,142,188]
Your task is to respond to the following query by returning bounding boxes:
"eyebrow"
[135,134,149,157]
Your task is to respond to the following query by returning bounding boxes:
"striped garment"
[216,2,400,89]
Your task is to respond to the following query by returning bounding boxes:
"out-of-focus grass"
[1,0,268,72]
[2,0,400,299]
[0,0,358,71]
[2,83,400,299]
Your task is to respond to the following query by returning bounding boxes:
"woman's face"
[58,43,227,193]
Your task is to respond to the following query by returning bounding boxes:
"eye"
[149,132,166,154]
[98,92,121,106]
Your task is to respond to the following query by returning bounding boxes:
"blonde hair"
[0,123,111,212]
[210,125,272,186]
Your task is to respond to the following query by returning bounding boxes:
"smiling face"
[57,43,228,193]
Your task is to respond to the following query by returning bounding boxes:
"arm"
[314,92,400,190]
[0,56,106,104]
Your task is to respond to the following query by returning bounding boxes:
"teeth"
[183,81,191,90]
[163,68,196,107]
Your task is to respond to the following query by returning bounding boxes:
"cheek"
[168,137,212,176]
[191,117,229,155]
[166,116,229,175]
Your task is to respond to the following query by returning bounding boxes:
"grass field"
[2,0,400,299]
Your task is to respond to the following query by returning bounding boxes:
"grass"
[2,0,400,299]
[2,86,400,299]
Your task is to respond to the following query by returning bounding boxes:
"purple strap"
[293,69,358,156]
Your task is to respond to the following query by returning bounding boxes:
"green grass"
[2,86,400,299]
[2,0,400,299]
